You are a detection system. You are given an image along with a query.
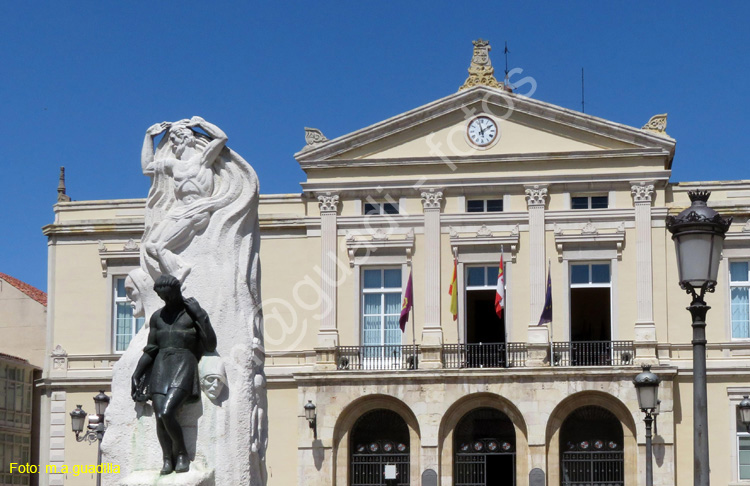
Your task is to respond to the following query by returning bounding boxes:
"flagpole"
[410,263,416,349]
[501,245,508,367]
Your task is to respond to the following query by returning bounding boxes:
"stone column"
[315,193,340,369]
[525,185,550,366]
[631,181,658,364]
[420,189,444,368]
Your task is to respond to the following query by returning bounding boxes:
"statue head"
[199,355,227,400]
[154,274,182,303]
[169,125,196,158]
[124,275,143,317]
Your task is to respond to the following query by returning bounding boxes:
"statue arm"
[142,122,171,174]
[131,315,158,400]
[188,116,227,168]
[183,297,217,352]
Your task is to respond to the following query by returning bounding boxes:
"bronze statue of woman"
[131,275,217,475]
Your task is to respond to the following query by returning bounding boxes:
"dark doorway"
[560,406,624,486]
[351,409,409,486]
[454,408,515,486]
[570,288,611,342]
[466,289,505,344]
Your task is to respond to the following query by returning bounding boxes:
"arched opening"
[350,409,409,485]
[560,405,624,486]
[454,407,516,486]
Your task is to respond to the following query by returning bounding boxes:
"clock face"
[467,116,498,147]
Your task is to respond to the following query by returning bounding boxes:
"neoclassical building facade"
[37,43,750,486]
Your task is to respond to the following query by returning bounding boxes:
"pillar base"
[527,325,550,367]
[419,344,443,369]
[421,325,444,346]
[634,321,659,365]
[314,347,337,371]
[316,329,339,348]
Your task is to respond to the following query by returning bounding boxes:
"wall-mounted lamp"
[304,400,317,436]
[739,396,750,432]
[70,390,110,486]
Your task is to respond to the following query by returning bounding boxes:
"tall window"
[114,277,145,352]
[571,195,608,209]
[570,263,611,342]
[738,408,750,480]
[730,262,750,339]
[465,265,505,345]
[362,268,402,347]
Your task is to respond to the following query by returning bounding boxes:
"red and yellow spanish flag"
[449,258,458,320]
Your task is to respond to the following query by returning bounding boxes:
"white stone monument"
[101,117,267,486]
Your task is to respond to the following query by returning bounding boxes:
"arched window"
[454,408,516,486]
[351,409,409,485]
[560,405,624,486]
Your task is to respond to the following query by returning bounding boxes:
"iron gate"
[455,440,515,486]
[351,447,409,485]
[561,450,623,486]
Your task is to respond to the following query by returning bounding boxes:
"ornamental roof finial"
[57,166,71,202]
[459,39,505,91]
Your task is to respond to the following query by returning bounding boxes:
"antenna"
[504,41,510,86]
[581,67,585,113]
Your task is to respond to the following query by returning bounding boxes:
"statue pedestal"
[118,464,214,486]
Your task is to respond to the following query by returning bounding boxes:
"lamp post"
[634,365,661,486]
[666,190,732,486]
[70,390,110,486]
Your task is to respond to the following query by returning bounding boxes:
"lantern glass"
[636,384,659,411]
[674,230,724,288]
[304,401,316,421]
[739,397,750,427]
[70,406,86,433]
[93,391,110,416]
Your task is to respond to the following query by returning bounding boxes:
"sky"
[1,1,749,291]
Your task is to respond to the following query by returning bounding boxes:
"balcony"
[335,345,419,371]
[551,341,634,367]
[442,343,527,369]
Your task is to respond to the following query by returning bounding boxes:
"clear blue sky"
[1,1,748,291]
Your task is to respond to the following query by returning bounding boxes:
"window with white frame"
[465,265,505,346]
[738,407,750,480]
[571,195,608,209]
[467,199,503,212]
[730,261,750,339]
[113,277,145,352]
[361,268,402,348]
[364,201,399,215]
[570,263,612,342]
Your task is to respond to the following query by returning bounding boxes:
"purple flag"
[399,270,413,332]
[538,261,552,326]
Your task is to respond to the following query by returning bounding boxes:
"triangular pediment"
[295,86,674,166]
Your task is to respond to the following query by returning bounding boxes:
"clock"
[467,115,499,148]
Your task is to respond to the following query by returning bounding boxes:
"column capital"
[631,181,655,204]
[524,184,548,208]
[317,192,340,213]
[420,188,443,211]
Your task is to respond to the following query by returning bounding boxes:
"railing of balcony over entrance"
[442,343,527,369]
[551,341,634,367]
[336,345,419,370]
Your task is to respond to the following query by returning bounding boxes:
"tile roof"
[0,273,47,306]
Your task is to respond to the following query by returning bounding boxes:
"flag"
[449,258,458,321]
[494,255,505,319]
[399,270,413,332]
[538,261,552,325]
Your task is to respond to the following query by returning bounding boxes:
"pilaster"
[317,193,340,348]
[525,185,550,366]
[631,181,658,365]
[421,189,444,347]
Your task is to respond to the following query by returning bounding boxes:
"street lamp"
[634,365,661,486]
[739,396,750,432]
[667,190,732,486]
[70,390,110,486]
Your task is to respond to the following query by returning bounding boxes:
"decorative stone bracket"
[345,228,415,267]
[98,239,140,277]
[553,222,626,261]
[449,224,520,262]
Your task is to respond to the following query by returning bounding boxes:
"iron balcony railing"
[443,343,527,369]
[336,345,419,371]
[551,341,635,367]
